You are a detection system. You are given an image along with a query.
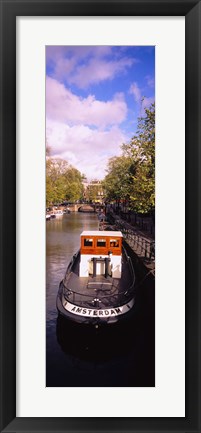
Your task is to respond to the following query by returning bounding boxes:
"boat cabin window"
[110,239,119,248]
[96,238,106,247]
[84,238,93,247]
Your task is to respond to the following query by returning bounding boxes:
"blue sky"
[46,46,155,180]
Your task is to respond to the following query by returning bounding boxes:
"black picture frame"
[0,0,200,432]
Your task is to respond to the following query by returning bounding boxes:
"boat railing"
[63,286,135,308]
[62,261,135,308]
[65,252,79,274]
[62,244,136,309]
[124,245,136,290]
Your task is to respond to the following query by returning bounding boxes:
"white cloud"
[46,120,128,180]
[129,82,141,103]
[46,76,127,127]
[46,46,135,88]
[69,57,134,88]
[146,75,155,88]
[129,82,155,112]
[46,46,113,64]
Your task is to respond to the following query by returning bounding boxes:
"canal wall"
[124,239,155,287]
[108,210,155,321]
[107,211,155,275]
[124,239,155,322]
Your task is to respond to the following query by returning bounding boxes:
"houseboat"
[57,230,136,325]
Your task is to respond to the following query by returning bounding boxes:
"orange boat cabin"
[79,230,123,279]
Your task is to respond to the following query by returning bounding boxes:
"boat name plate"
[63,299,134,317]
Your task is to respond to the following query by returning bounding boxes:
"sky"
[46,46,155,181]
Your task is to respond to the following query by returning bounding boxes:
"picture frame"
[0,0,200,432]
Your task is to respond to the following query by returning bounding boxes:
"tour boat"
[57,230,136,325]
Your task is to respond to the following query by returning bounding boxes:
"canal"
[46,212,155,387]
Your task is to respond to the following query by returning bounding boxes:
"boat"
[63,208,70,214]
[57,230,136,325]
[53,209,63,218]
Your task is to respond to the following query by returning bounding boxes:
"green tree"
[63,166,84,202]
[46,158,84,206]
[122,102,155,213]
[102,155,136,208]
[102,102,155,214]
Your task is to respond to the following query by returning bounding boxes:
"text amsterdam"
[70,306,122,316]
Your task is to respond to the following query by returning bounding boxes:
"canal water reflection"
[46,212,155,387]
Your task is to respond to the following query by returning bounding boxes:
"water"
[46,212,155,387]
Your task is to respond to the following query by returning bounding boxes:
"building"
[83,179,104,203]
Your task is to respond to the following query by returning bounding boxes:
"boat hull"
[57,241,136,326]
[57,292,135,325]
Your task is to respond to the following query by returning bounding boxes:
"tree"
[102,102,155,214]
[63,166,84,202]
[122,102,155,214]
[46,158,84,206]
[102,155,136,209]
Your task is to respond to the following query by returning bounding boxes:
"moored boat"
[57,230,136,325]
[63,208,70,214]
[53,209,64,218]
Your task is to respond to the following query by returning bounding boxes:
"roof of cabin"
[80,230,123,237]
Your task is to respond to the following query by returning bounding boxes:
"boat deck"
[62,247,134,309]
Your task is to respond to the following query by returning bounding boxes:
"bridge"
[66,204,104,213]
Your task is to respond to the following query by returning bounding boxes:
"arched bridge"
[67,204,104,213]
